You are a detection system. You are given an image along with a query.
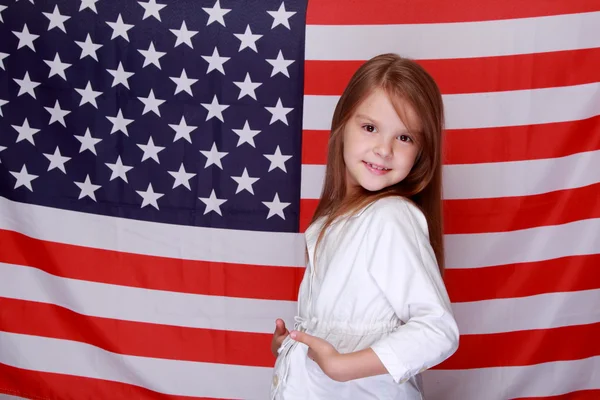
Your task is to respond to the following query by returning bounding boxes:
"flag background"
[1,0,599,399]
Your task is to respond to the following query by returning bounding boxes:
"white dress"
[270,197,459,399]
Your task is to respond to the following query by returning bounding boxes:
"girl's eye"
[398,134,412,142]
[363,124,376,133]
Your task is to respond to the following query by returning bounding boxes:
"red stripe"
[306,0,600,24]
[515,390,600,400]
[302,116,600,166]
[436,322,600,369]
[0,362,219,400]
[0,229,304,301]
[445,254,600,303]
[305,48,600,96]
[444,183,600,234]
[300,183,600,234]
[0,296,274,368]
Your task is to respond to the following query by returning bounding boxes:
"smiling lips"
[363,161,391,175]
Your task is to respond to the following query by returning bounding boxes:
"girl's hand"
[271,319,289,357]
[290,330,347,382]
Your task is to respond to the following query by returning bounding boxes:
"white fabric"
[270,197,459,399]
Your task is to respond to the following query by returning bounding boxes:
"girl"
[270,53,459,399]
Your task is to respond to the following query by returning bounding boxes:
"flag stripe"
[301,150,600,200]
[445,254,600,303]
[0,297,274,368]
[422,356,600,400]
[300,183,600,233]
[453,289,600,335]
[0,263,297,335]
[0,331,272,399]
[303,82,600,131]
[305,12,600,61]
[438,322,600,369]
[306,0,600,25]
[0,196,306,268]
[302,115,600,166]
[445,218,600,270]
[443,183,600,234]
[515,390,600,400]
[0,230,304,302]
[304,48,600,96]
[0,363,215,400]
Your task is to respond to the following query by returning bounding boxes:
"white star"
[200,143,228,169]
[232,120,261,147]
[107,62,134,89]
[43,146,71,173]
[44,53,71,80]
[198,190,227,216]
[137,136,165,163]
[0,99,7,117]
[136,183,164,209]
[138,0,166,21]
[10,165,38,192]
[233,73,262,100]
[106,109,134,135]
[79,0,99,13]
[105,155,133,182]
[14,72,40,98]
[231,168,260,195]
[265,98,293,125]
[75,175,101,201]
[266,50,294,78]
[170,69,198,96]
[138,42,166,69]
[106,14,134,41]
[170,21,198,48]
[0,145,5,162]
[75,81,102,108]
[233,25,262,53]
[201,47,230,75]
[262,193,290,220]
[12,118,40,145]
[13,24,39,51]
[202,0,231,27]
[168,163,196,190]
[138,89,165,116]
[201,95,229,122]
[264,145,292,172]
[75,34,102,60]
[43,5,70,33]
[168,116,197,144]
[16,0,34,3]
[74,128,102,155]
[0,52,8,70]
[267,2,296,30]
[44,100,71,127]
[0,5,6,23]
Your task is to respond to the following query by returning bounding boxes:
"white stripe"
[0,196,305,267]
[301,150,600,200]
[445,218,600,269]
[302,82,600,131]
[422,356,600,400]
[0,331,272,399]
[0,263,296,334]
[453,289,600,335]
[305,11,600,61]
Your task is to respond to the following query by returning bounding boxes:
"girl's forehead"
[355,89,422,133]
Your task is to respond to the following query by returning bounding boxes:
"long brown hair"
[310,53,446,273]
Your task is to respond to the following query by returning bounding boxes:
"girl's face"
[343,88,421,193]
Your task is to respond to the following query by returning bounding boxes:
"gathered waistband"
[294,315,400,336]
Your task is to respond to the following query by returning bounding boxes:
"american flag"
[0,0,599,399]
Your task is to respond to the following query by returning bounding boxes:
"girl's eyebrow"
[355,114,378,124]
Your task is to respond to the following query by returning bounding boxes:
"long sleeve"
[365,198,459,384]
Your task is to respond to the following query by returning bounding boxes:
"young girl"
[270,53,459,399]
